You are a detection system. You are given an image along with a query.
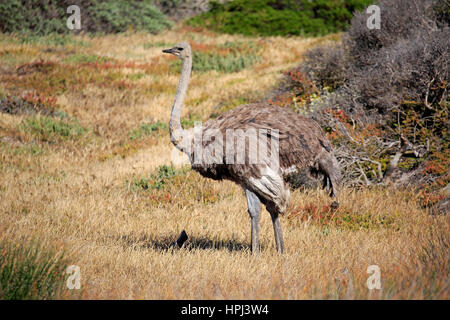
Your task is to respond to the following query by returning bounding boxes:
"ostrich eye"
[177,47,184,51]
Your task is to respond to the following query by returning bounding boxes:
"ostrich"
[163,42,340,253]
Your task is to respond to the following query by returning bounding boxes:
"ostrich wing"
[201,103,330,174]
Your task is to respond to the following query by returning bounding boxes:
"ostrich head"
[162,42,191,60]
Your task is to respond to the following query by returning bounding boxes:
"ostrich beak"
[162,47,176,54]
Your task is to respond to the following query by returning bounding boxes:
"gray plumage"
[163,42,341,253]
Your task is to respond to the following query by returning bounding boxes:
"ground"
[0,25,448,299]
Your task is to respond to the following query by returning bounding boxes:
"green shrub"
[126,73,146,81]
[129,121,168,140]
[0,239,69,300]
[180,115,202,128]
[187,0,373,37]
[0,0,67,35]
[192,50,260,73]
[149,164,179,190]
[127,164,189,191]
[0,0,173,35]
[171,41,261,73]
[21,116,87,142]
[63,53,112,64]
[89,0,174,34]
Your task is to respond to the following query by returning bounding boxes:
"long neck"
[169,55,192,151]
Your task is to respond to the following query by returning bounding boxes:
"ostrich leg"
[319,153,341,209]
[270,211,284,253]
[266,203,285,254]
[245,189,261,253]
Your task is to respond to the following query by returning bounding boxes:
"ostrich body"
[163,42,340,253]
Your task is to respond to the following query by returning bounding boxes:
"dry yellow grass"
[0,26,448,299]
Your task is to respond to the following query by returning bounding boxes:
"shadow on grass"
[116,233,253,253]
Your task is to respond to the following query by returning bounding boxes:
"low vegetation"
[129,121,168,141]
[20,116,87,143]
[192,49,260,73]
[0,239,69,300]
[0,0,173,35]
[127,164,189,191]
[188,0,374,36]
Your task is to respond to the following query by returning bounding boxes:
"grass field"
[0,25,448,299]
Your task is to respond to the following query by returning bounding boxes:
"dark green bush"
[88,0,173,34]
[0,0,173,35]
[187,0,374,37]
[0,0,67,35]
